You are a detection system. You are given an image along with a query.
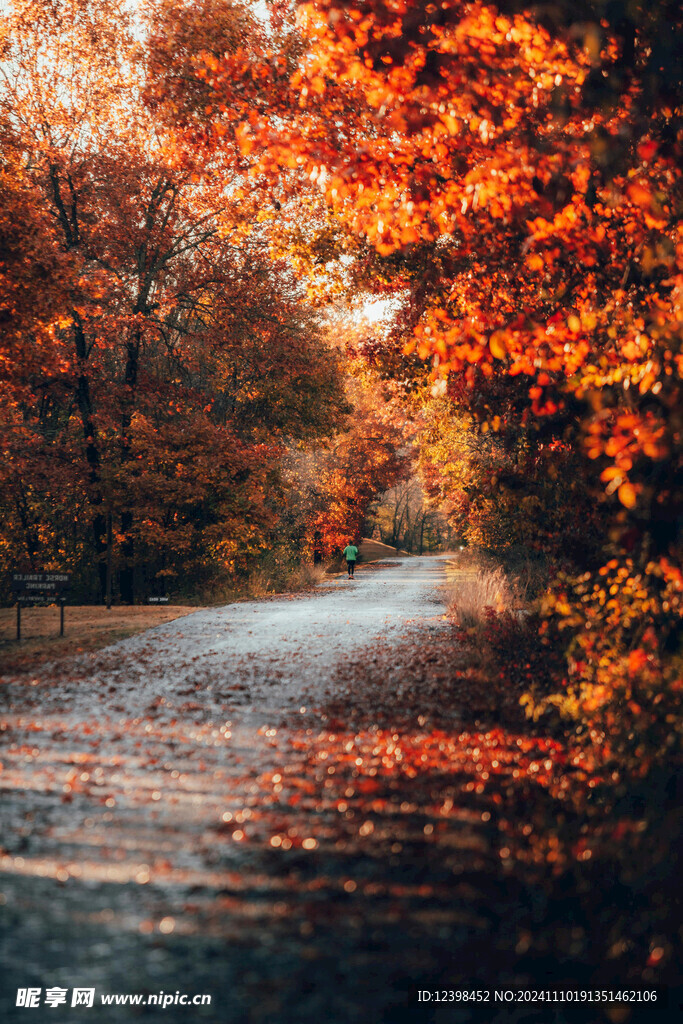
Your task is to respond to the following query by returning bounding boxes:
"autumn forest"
[0,0,681,1017]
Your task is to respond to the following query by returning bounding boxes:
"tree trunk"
[118,331,141,603]
[105,510,113,609]
[73,317,107,601]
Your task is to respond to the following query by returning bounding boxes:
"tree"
[148,0,682,762]
[0,0,348,601]
[294,363,410,558]
[366,475,449,554]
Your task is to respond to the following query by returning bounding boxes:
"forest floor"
[0,557,677,1024]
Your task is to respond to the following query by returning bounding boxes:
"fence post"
[106,509,113,610]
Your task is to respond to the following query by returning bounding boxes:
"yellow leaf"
[489,332,507,360]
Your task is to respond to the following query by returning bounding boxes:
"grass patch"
[0,604,199,674]
[446,549,519,628]
[198,560,328,604]
[446,545,550,629]
[246,561,327,598]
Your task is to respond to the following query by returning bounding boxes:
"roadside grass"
[447,564,516,627]
[245,561,327,599]
[444,547,561,711]
[445,545,550,630]
[0,604,199,674]
[204,561,328,604]
[446,548,521,629]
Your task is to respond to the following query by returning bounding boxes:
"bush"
[522,560,683,773]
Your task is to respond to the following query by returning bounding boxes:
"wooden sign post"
[10,573,72,641]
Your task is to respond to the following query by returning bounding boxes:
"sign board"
[11,573,71,598]
[148,596,170,604]
[10,572,71,641]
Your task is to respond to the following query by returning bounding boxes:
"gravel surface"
[4,557,664,1024]
[93,555,449,714]
[2,557,480,1024]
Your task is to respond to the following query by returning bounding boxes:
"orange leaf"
[626,182,652,209]
[618,482,637,508]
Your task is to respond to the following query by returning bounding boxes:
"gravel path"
[100,555,447,716]
[2,557,663,1024]
[3,556,449,721]
[1,557,474,1024]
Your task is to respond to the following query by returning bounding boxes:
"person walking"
[342,541,359,578]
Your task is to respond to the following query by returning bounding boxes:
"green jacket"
[343,545,358,562]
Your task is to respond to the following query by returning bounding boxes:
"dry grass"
[446,549,519,629]
[247,562,326,598]
[203,561,327,604]
[448,546,499,572]
[0,604,199,674]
